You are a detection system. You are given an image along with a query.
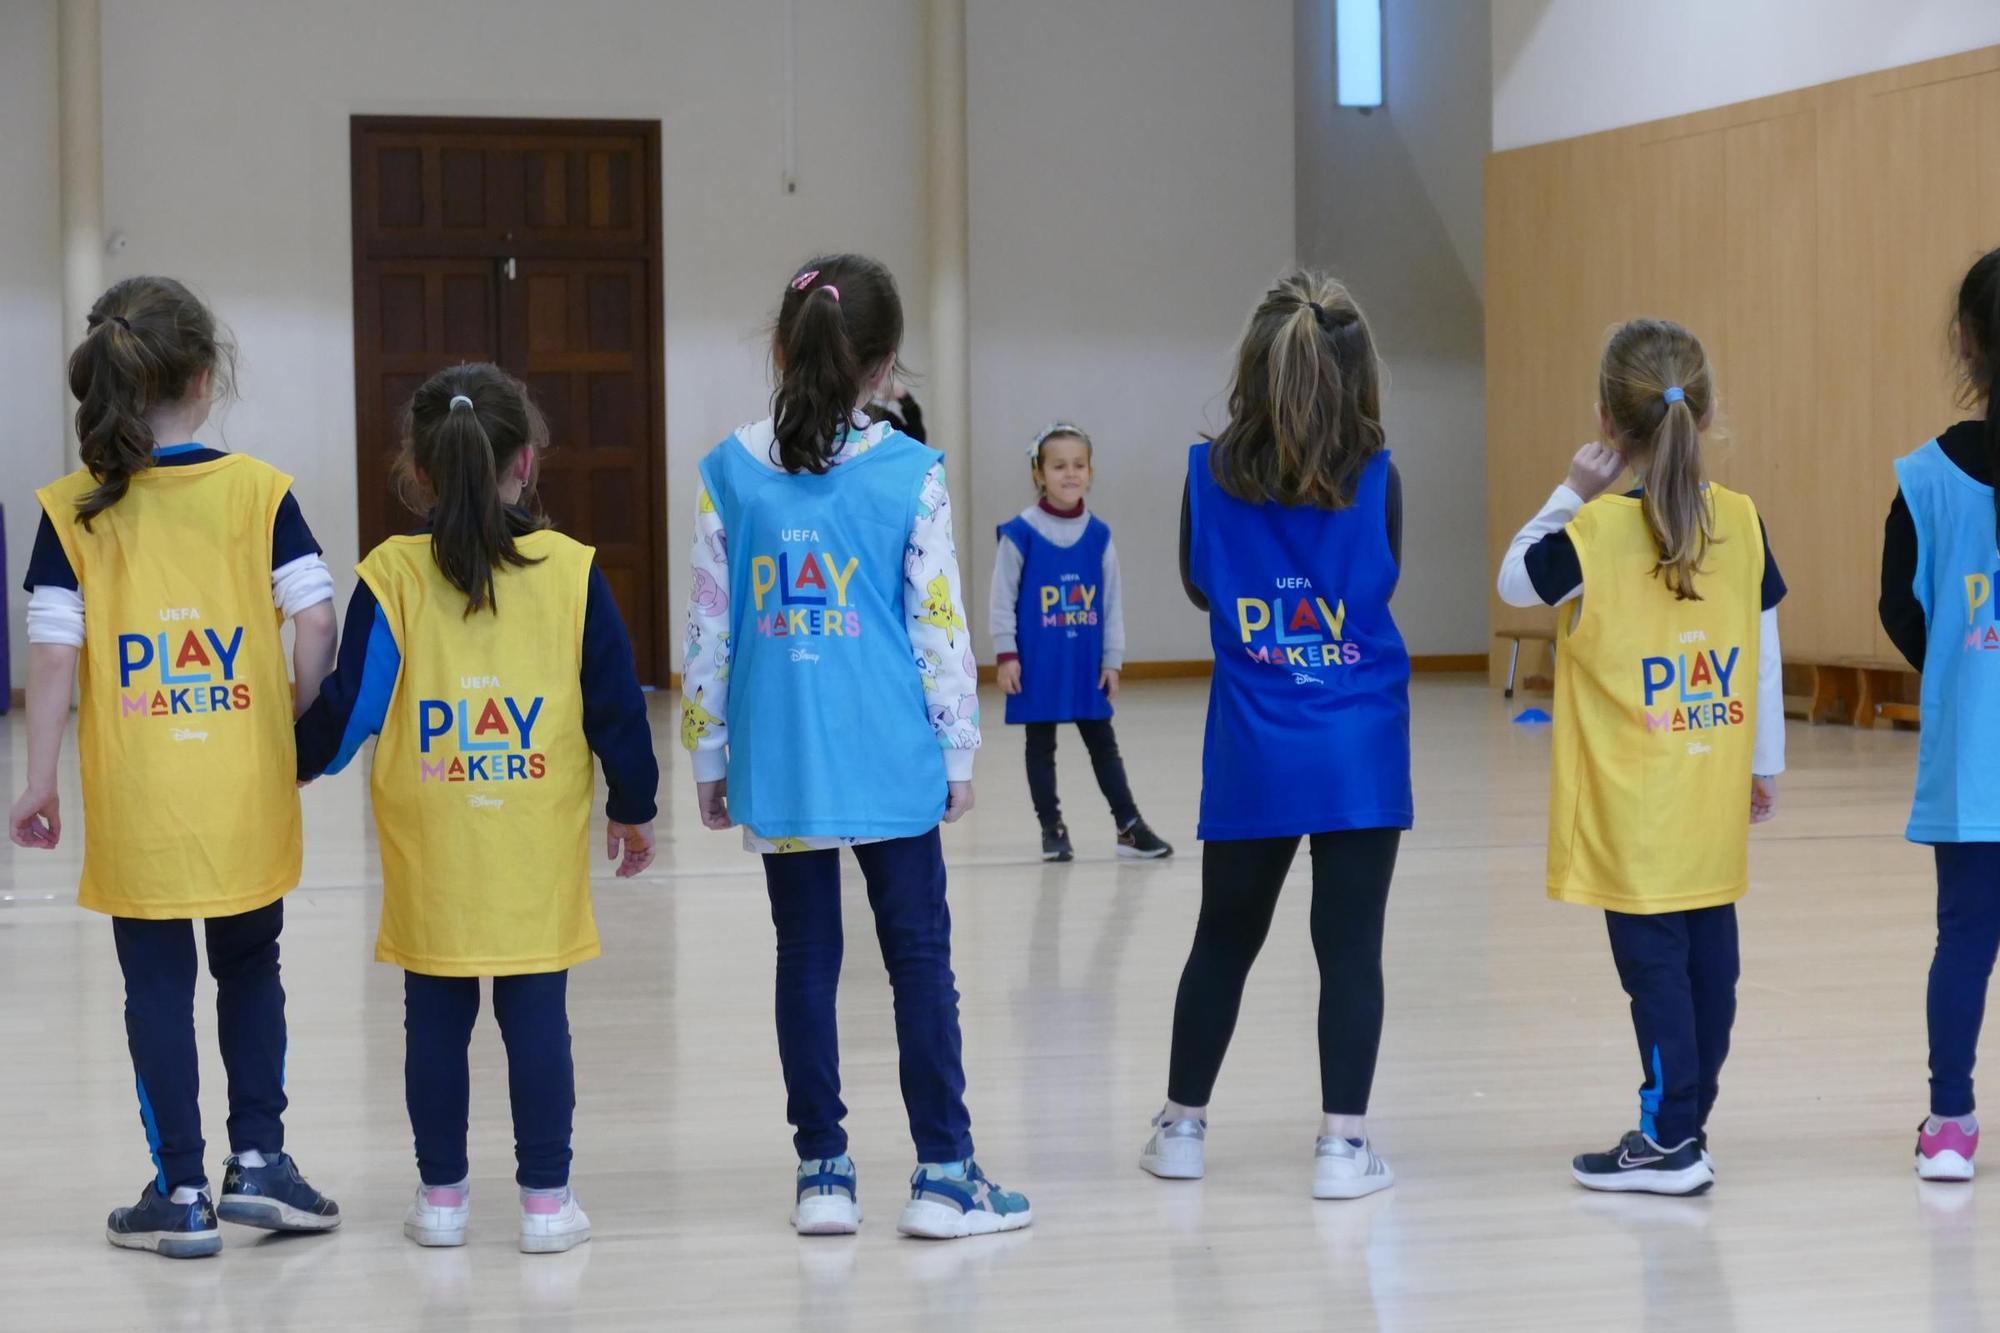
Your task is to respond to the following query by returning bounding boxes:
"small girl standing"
[683,254,1031,1239]
[9,276,341,1257]
[990,422,1172,862]
[1879,245,2000,1181]
[295,363,657,1252]
[1498,317,1786,1196]
[1141,272,1410,1200]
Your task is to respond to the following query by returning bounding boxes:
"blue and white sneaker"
[106,1183,222,1259]
[897,1159,1032,1239]
[793,1156,862,1235]
[217,1152,341,1231]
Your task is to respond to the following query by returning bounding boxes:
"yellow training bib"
[359,531,598,976]
[40,456,302,919]
[1548,486,1763,914]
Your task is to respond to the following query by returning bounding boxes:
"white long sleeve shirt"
[1497,484,1786,777]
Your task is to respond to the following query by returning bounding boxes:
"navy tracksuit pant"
[1604,905,1740,1149]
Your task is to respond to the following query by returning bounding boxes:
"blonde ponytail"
[1599,319,1717,601]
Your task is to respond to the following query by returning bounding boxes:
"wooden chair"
[1493,628,1557,699]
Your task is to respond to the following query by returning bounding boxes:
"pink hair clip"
[791,269,820,291]
[822,285,840,301]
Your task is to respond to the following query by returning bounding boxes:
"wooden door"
[350,117,668,683]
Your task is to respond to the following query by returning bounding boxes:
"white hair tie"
[449,394,474,411]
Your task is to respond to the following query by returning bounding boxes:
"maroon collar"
[1038,497,1086,520]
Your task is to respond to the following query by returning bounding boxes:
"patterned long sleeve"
[680,483,733,782]
[905,463,981,780]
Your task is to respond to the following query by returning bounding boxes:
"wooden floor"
[0,677,1988,1330]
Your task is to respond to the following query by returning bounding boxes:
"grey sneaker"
[1140,1109,1206,1180]
[1313,1135,1394,1199]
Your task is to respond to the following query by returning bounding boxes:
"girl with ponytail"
[681,255,1031,1239]
[1499,317,1787,1196]
[1144,270,1411,1201]
[1879,245,2000,1183]
[296,362,658,1252]
[10,275,342,1256]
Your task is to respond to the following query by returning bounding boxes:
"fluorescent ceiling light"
[1336,0,1383,109]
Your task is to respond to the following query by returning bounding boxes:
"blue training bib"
[1001,514,1114,725]
[1187,442,1412,840]
[699,432,947,839]
[1898,438,2000,843]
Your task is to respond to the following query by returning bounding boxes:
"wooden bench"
[1493,628,1557,699]
[1797,659,1920,728]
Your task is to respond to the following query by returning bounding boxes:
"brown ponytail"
[1954,247,2000,542]
[67,276,233,528]
[770,255,904,474]
[392,363,547,615]
[1208,269,1384,509]
[1598,318,1717,601]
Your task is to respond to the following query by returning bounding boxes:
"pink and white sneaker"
[1917,1118,1979,1182]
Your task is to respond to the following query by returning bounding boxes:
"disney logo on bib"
[119,625,253,720]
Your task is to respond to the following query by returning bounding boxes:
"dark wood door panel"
[350,116,668,684]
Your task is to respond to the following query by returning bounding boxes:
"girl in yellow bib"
[1498,319,1786,1196]
[296,364,657,1253]
[8,277,341,1257]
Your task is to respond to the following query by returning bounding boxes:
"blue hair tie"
[1662,386,1686,405]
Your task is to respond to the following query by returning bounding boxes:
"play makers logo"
[1040,574,1098,636]
[418,676,547,784]
[1235,578,1359,681]
[752,530,862,639]
[1640,631,1744,733]
[119,614,253,720]
[1964,572,2000,651]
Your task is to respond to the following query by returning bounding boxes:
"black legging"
[1024,719,1140,830]
[1166,829,1400,1115]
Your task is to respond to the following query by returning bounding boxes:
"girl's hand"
[1564,442,1627,502]
[9,784,60,849]
[696,780,732,830]
[608,820,656,877]
[997,659,1022,695]
[1100,667,1121,700]
[1750,776,1777,824]
[943,781,975,823]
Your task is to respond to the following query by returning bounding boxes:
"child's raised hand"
[696,779,732,830]
[1564,442,1628,502]
[1750,775,1777,824]
[1100,667,1121,700]
[608,820,656,877]
[9,784,60,849]
[997,659,1023,695]
[943,780,975,823]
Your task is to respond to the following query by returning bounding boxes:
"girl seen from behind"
[1498,317,1786,1196]
[295,363,657,1253]
[1143,271,1411,1200]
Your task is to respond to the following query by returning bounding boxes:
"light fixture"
[1335,0,1383,110]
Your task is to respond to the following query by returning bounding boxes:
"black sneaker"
[218,1153,342,1232]
[1116,820,1174,860]
[1571,1130,1713,1196]
[107,1183,222,1259]
[1041,824,1074,863]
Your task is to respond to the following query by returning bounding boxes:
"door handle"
[502,257,517,281]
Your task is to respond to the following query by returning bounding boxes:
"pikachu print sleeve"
[905,462,981,779]
[681,481,733,782]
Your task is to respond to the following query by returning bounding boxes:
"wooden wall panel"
[1485,46,2000,681]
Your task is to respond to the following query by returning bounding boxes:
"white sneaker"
[1139,1110,1206,1180]
[1313,1136,1394,1199]
[404,1183,470,1247]
[519,1187,591,1254]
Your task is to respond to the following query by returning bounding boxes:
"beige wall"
[1485,45,2000,675]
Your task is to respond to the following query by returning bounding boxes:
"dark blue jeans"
[403,970,574,1189]
[763,828,974,1163]
[1604,905,1739,1148]
[1928,843,2000,1117]
[113,900,288,1194]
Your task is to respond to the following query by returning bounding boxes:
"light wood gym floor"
[0,677,1988,1330]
